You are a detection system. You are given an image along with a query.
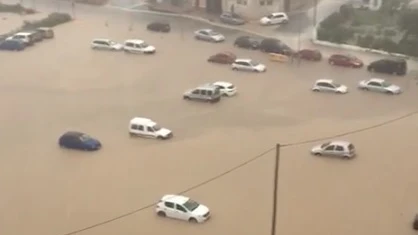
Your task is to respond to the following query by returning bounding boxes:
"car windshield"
[208,30,219,36]
[227,85,234,89]
[320,142,331,148]
[381,82,392,87]
[267,14,274,19]
[79,134,92,142]
[152,124,161,131]
[183,199,200,212]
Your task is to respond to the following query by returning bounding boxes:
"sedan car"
[232,59,266,72]
[207,52,236,64]
[259,12,288,25]
[312,79,348,94]
[194,29,225,42]
[358,78,401,94]
[259,38,293,55]
[91,38,123,50]
[156,194,210,223]
[220,12,246,25]
[58,131,101,151]
[147,21,170,32]
[234,36,259,49]
[311,141,356,159]
[328,54,363,68]
[297,49,322,61]
[212,81,237,96]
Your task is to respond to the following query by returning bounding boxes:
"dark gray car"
[220,12,246,25]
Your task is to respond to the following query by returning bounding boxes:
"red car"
[207,52,237,64]
[328,54,363,68]
[297,49,322,61]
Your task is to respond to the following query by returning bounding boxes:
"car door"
[241,61,251,70]
[323,145,336,156]
[72,136,84,149]
[200,31,209,40]
[136,125,146,136]
[163,202,176,218]
[334,145,345,157]
[318,82,332,92]
[273,14,283,24]
[190,89,200,99]
[175,204,190,220]
[145,126,157,138]
[367,81,382,92]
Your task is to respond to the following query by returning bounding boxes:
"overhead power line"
[61,110,418,235]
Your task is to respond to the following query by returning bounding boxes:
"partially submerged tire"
[157,211,166,217]
[189,217,198,223]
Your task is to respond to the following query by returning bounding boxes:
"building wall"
[224,0,281,19]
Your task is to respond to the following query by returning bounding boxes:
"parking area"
[1,10,418,235]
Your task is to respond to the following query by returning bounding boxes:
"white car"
[7,32,32,45]
[312,79,348,94]
[194,29,225,42]
[129,117,172,139]
[123,39,156,54]
[311,141,356,159]
[156,194,210,223]
[91,38,123,50]
[232,59,266,72]
[212,81,237,96]
[259,12,289,25]
[358,78,401,94]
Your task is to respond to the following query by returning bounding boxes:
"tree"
[398,9,418,36]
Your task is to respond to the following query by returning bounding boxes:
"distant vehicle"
[147,21,170,32]
[194,29,225,42]
[7,32,34,46]
[207,51,236,64]
[259,38,293,55]
[311,141,356,159]
[36,27,54,39]
[58,131,101,151]
[297,49,322,61]
[259,12,289,25]
[312,79,348,94]
[220,12,246,25]
[212,81,237,97]
[156,194,211,223]
[234,36,260,49]
[27,30,43,42]
[129,117,173,139]
[232,59,266,72]
[123,39,156,54]
[367,58,407,75]
[91,39,123,50]
[0,39,25,51]
[183,84,222,103]
[328,54,363,68]
[358,78,401,94]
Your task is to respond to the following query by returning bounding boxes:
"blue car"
[58,131,101,151]
[0,39,26,51]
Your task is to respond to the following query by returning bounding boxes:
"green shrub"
[357,34,375,48]
[317,26,354,43]
[0,3,35,14]
[339,4,355,20]
[320,12,346,29]
[371,37,398,52]
[383,28,397,37]
[317,27,332,41]
[22,13,72,29]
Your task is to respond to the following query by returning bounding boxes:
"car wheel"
[313,89,320,92]
[189,217,198,223]
[314,152,321,156]
[157,211,166,217]
[362,87,369,91]
[222,93,228,97]
[183,96,190,100]
[343,155,350,159]
[232,67,238,70]
[157,136,164,140]
[335,90,342,94]
[385,90,394,95]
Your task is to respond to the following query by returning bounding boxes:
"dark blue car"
[58,131,101,151]
[0,39,26,51]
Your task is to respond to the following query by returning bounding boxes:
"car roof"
[161,194,189,204]
[63,131,85,137]
[130,117,156,125]
[316,79,333,83]
[217,51,235,55]
[213,81,233,87]
[329,140,352,146]
[199,29,214,32]
[125,39,145,44]
[235,58,253,62]
[93,38,112,42]
[369,78,385,83]
[198,84,219,89]
[38,27,51,30]
[15,32,32,36]
[271,12,286,16]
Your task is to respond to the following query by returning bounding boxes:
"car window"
[164,202,174,208]
[335,145,344,151]
[138,125,144,131]
[207,90,213,96]
[200,31,208,35]
[176,204,187,213]
[201,90,207,95]
[216,85,225,89]
[325,145,335,151]
[126,42,134,47]
[368,82,381,87]
[276,14,283,18]
[147,126,154,132]
[192,89,199,94]
[242,62,250,66]
[267,14,274,19]
[131,124,138,130]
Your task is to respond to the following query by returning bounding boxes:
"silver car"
[358,78,401,94]
[311,141,356,159]
[194,29,225,42]
[183,84,222,103]
[220,12,246,25]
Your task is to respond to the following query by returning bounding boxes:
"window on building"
[259,0,265,5]
[266,0,273,5]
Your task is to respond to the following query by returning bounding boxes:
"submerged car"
[311,141,356,159]
[297,49,322,61]
[207,51,236,64]
[183,84,222,103]
[328,54,363,68]
[259,12,288,25]
[220,12,246,25]
[156,194,211,223]
[358,78,401,94]
[259,38,293,55]
[234,36,260,49]
[232,59,266,72]
[212,81,237,97]
[0,39,25,51]
[58,131,101,151]
[367,58,407,75]
[91,38,123,50]
[194,29,225,42]
[312,79,348,94]
[147,21,170,32]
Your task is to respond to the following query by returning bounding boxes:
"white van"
[129,117,172,139]
[7,32,34,45]
[123,39,156,54]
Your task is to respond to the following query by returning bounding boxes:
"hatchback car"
[212,81,237,96]
[259,38,293,55]
[312,79,348,94]
[311,141,356,159]
[234,36,259,49]
[358,78,401,94]
[91,38,123,50]
[147,21,170,32]
[220,12,246,25]
[367,58,407,75]
[207,52,236,64]
[328,54,363,68]
[36,27,54,39]
[27,30,43,42]
[259,12,288,25]
[297,49,322,61]
[0,39,25,51]
[183,84,222,103]
[232,59,266,72]
[123,39,156,54]
[194,29,225,42]
[58,131,101,151]
[156,194,210,223]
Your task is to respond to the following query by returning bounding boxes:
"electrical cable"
[61,110,418,235]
